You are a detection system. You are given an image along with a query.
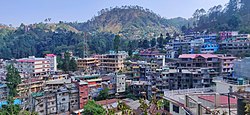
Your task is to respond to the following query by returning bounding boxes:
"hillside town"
[1,31,250,115]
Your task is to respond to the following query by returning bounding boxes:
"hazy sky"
[0,0,229,26]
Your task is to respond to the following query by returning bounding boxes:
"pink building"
[219,31,238,40]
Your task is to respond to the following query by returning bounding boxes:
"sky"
[0,0,229,27]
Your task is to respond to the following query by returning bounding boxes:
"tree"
[113,35,121,53]
[82,100,106,115]
[18,110,38,115]
[62,51,70,72]
[150,38,156,47]
[69,57,77,72]
[227,15,241,30]
[96,88,109,101]
[157,34,164,48]
[6,65,21,97]
[246,103,250,115]
[139,98,149,115]
[128,41,133,56]
[181,25,187,33]
[142,39,150,49]
[117,101,132,114]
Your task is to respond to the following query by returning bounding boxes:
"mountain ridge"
[68,6,180,39]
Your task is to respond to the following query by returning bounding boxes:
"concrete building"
[219,31,238,40]
[77,57,100,72]
[17,78,44,97]
[233,57,250,78]
[166,50,178,59]
[45,54,57,73]
[77,80,89,109]
[130,81,152,99]
[218,55,237,76]
[56,86,70,114]
[15,54,57,77]
[220,41,250,54]
[178,54,220,77]
[31,83,80,115]
[158,68,212,90]
[110,74,126,93]
[98,52,126,73]
[0,84,8,101]
[65,83,79,111]
[200,42,219,53]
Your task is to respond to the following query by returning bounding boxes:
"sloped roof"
[179,54,218,59]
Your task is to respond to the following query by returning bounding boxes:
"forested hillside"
[68,5,178,39]
[191,0,250,33]
[0,6,179,59]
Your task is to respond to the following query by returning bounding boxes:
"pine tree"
[6,65,21,97]
[69,57,77,72]
[113,35,121,53]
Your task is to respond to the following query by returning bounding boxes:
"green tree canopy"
[69,57,77,72]
[82,100,106,115]
[113,35,121,53]
[6,65,21,97]
[150,38,156,47]
[96,88,109,101]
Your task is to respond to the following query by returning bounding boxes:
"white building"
[110,74,126,93]
[45,54,57,73]
[115,74,126,93]
[15,54,57,77]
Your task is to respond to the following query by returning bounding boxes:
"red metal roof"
[46,54,56,57]
[179,54,218,59]
[198,95,237,105]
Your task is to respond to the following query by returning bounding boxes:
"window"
[173,104,179,113]
[39,104,43,107]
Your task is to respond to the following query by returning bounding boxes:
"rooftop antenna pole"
[83,32,87,58]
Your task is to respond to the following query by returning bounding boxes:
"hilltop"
[68,6,179,39]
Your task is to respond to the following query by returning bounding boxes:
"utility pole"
[228,86,233,115]
[83,32,87,58]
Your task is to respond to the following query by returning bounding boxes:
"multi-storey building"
[77,80,89,109]
[158,68,212,90]
[73,74,102,98]
[178,54,220,77]
[77,57,100,72]
[219,31,238,40]
[17,78,44,97]
[200,42,219,53]
[45,54,57,73]
[98,52,126,72]
[15,55,57,77]
[130,81,152,99]
[233,57,250,78]
[220,41,250,54]
[218,54,236,76]
[56,86,70,114]
[31,83,80,115]
[45,78,71,90]
[0,84,8,101]
[110,74,126,93]
[65,83,79,111]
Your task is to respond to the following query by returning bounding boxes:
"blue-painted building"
[200,42,219,53]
